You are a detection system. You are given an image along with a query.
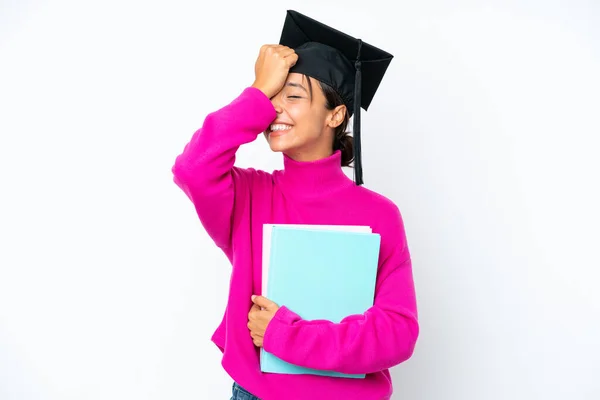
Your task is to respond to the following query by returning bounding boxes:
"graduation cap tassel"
[353,39,363,186]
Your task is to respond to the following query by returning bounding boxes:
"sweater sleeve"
[262,206,419,375]
[171,87,276,250]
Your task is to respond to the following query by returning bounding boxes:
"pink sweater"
[172,87,419,400]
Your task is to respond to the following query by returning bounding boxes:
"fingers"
[261,44,293,51]
[260,44,295,58]
[247,316,265,333]
[279,47,296,59]
[259,44,276,54]
[250,330,263,339]
[252,296,262,308]
[253,44,297,98]
[251,295,278,310]
[247,320,264,347]
[248,304,260,318]
[248,310,265,347]
[249,304,261,313]
[250,330,264,347]
[286,52,299,68]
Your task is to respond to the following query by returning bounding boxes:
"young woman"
[172,10,419,400]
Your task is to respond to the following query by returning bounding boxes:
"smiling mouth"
[267,123,293,137]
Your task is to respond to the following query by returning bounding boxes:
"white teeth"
[270,124,292,132]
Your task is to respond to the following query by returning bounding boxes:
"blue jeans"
[230,382,260,400]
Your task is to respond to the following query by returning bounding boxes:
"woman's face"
[264,73,335,160]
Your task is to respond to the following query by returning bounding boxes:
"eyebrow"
[286,82,308,93]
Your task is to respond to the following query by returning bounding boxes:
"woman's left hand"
[248,295,280,347]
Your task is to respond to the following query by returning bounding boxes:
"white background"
[1,0,599,399]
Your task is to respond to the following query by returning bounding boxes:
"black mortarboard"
[279,9,393,185]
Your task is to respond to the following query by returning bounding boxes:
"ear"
[327,105,347,129]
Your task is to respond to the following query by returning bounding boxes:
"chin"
[269,143,293,153]
[266,135,297,153]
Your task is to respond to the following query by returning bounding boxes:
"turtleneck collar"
[278,150,354,196]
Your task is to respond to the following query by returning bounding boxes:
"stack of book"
[260,224,381,379]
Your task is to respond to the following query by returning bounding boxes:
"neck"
[283,147,334,162]
[279,150,353,197]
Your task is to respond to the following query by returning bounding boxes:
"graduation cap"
[279,9,393,185]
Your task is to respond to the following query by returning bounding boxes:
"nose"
[270,95,283,114]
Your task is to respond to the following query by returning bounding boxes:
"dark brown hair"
[304,75,353,167]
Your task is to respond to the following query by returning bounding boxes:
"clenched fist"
[251,45,298,99]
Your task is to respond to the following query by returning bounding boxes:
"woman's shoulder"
[349,184,408,235]
[352,186,411,271]
[352,184,402,214]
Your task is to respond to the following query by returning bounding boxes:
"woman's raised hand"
[251,45,298,99]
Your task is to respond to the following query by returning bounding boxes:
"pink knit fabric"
[172,87,418,400]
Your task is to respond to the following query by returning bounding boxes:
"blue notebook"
[260,224,381,378]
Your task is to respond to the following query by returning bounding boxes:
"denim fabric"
[230,382,260,400]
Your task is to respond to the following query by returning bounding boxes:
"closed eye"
[287,96,302,99]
